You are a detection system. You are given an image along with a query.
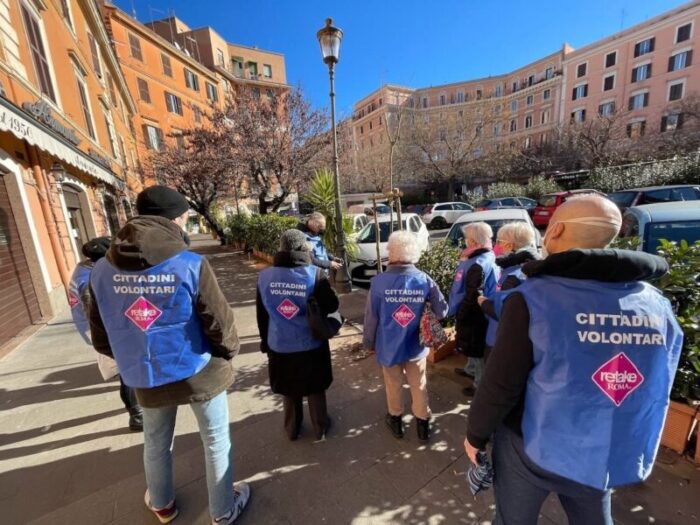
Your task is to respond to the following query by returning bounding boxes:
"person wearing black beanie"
[136,185,190,220]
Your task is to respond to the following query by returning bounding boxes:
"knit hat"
[82,236,111,262]
[136,185,189,219]
[279,229,309,252]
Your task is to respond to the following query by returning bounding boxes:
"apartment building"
[350,1,700,192]
[0,0,140,347]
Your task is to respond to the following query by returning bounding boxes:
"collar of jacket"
[468,247,491,260]
[386,263,418,273]
[274,250,312,267]
[107,215,188,270]
[496,248,538,269]
[522,249,669,283]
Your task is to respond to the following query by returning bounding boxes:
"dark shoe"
[129,412,143,432]
[462,386,477,397]
[314,416,332,441]
[454,367,473,379]
[287,425,301,441]
[416,418,431,442]
[385,414,404,439]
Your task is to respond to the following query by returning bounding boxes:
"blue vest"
[369,269,431,367]
[305,233,329,263]
[258,265,321,353]
[518,276,683,489]
[485,264,526,346]
[448,251,499,317]
[69,263,93,344]
[90,251,211,388]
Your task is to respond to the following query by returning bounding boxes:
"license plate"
[365,269,378,276]
[537,211,549,216]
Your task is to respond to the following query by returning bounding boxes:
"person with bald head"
[463,194,683,524]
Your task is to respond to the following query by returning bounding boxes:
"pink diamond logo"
[68,293,80,309]
[455,269,464,283]
[124,296,162,331]
[592,352,645,407]
[277,298,300,320]
[392,304,416,328]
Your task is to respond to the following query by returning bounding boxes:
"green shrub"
[525,175,561,199]
[227,214,251,246]
[227,213,297,254]
[487,182,526,199]
[417,241,460,299]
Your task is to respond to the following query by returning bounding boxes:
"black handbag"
[306,296,343,340]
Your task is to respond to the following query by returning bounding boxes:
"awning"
[0,96,123,189]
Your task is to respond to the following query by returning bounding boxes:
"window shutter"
[678,113,685,128]
[643,93,649,107]
[156,128,164,149]
[647,63,652,78]
[628,97,634,111]
[649,37,655,52]
[88,33,101,77]
[669,56,675,72]
[634,43,641,57]
[687,50,693,67]
[660,116,667,132]
[631,68,637,83]
[583,84,588,97]
[572,87,576,100]
[142,124,150,149]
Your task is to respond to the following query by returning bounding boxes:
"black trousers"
[283,391,328,440]
[118,376,141,415]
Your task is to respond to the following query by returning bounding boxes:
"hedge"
[226,214,299,255]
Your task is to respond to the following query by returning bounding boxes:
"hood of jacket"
[107,216,189,271]
[273,250,312,268]
[496,248,539,269]
[522,249,668,283]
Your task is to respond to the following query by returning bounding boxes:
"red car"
[532,189,606,228]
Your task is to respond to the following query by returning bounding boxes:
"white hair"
[498,222,536,250]
[307,212,327,230]
[462,222,493,246]
[387,230,421,264]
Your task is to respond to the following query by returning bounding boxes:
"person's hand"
[330,261,343,270]
[477,295,487,306]
[464,437,480,465]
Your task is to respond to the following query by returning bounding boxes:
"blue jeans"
[491,425,612,525]
[463,357,484,387]
[142,391,234,518]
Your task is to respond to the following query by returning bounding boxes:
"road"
[429,228,450,243]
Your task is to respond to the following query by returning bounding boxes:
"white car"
[349,213,430,285]
[349,213,370,232]
[422,202,473,229]
[444,208,542,249]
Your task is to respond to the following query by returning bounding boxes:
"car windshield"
[477,200,492,207]
[645,220,700,253]
[446,219,525,248]
[608,192,636,207]
[538,194,558,207]
[357,221,407,243]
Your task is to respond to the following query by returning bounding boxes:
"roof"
[455,208,530,223]
[611,184,700,193]
[543,188,604,197]
[626,201,700,222]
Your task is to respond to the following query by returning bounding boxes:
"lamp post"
[317,18,352,293]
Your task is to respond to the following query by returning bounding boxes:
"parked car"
[476,197,537,212]
[349,213,369,232]
[405,204,428,215]
[421,202,473,229]
[444,208,542,249]
[608,184,700,213]
[349,213,430,285]
[349,203,392,216]
[532,189,606,228]
[619,201,700,253]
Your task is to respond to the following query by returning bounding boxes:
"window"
[106,72,116,106]
[128,33,142,61]
[576,63,587,77]
[669,50,692,71]
[456,91,464,103]
[605,51,617,68]
[677,23,692,43]
[634,37,655,57]
[422,97,428,108]
[494,123,502,136]
[528,75,534,86]
[102,107,118,159]
[540,110,550,124]
[603,74,615,91]
[75,73,95,139]
[661,113,683,132]
[184,68,199,91]
[440,94,446,106]
[161,54,172,77]
[248,62,258,79]
[143,124,163,151]
[526,95,533,106]
[193,106,202,124]
[545,67,554,80]
[87,32,101,78]
[136,78,150,103]
[511,81,518,92]
[599,101,616,117]
[524,137,532,148]
[669,81,684,101]
[164,92,183,115]
[20,4,56,101]
[510,100,518,112]
[572,84,588,100]
[571,109,586,123]
[628,92,649,110]
[626,120,646,138]
[263,64,272,78]
[476,89,482,100]
[543,89,551,101]
[510,119,517,132]
[525,115,533,129]
[631,63,652,82]
[60,0,73,29]
[369,121,373,130]
[231,58,244,78]
[206,82,218,102]
[495,84,502,97]
[217,49,225,67]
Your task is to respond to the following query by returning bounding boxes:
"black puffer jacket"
[481,248,539,321]
[89,216,239,408]
[455,248,492,358]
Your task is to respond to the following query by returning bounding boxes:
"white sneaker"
[212,482,251,525]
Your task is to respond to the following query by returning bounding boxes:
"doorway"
[63,184,90,252]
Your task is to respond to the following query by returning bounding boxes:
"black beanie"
[82,236,111,262]
[136,185,189,219]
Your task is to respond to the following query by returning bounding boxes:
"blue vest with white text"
[69,263,93,344]
[305,233,329,263]
[448,251,499,317]
[485,264,526,346]
[517,276,683,489]
[90,251,211,388]
[369,269,431,367]
[258,265,321,353]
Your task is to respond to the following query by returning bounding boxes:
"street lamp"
[317,18,352,293]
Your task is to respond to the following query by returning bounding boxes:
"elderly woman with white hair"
[297,212,343,272]
[448,222,500,396]
[363,231,448,441]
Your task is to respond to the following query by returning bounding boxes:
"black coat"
[256,250,340,397]
[455,248,491,358]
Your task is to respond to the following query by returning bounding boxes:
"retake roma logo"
[277,298,300,320]
[592,352,644,406]
[125,296,162,331]
[392,304,416,328]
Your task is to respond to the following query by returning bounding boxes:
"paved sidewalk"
[1,244,698,524]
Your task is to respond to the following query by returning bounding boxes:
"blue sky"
[115,0,686,117]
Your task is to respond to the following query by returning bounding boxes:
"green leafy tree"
[417,241,460,298]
